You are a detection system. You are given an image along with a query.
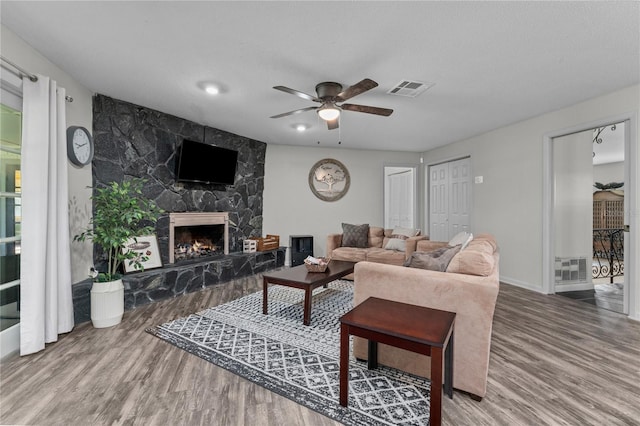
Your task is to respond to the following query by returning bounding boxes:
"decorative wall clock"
[66,125,94,167]
[308,158,350,202]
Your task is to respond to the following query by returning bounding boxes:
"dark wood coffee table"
[262,260,356,326]
[339,297,455,426]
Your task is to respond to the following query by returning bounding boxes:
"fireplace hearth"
[169,212,229,263]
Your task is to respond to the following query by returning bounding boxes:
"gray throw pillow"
[342,223,369,248]
[404,245,461,271]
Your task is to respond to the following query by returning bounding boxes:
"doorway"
[544,117,633,316]
[553,123,626,313]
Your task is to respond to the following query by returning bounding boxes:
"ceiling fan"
[270,78,393,130]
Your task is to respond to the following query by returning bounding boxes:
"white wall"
[594,161,624,190]
[421,84,639,319]
[1,25,94,283]
[263,145,419,263]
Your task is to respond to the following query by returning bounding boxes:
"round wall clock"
[308,158,350,202]
[67,126,94,167]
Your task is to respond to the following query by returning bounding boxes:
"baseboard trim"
[555,283,595,292]
[499,276,545,293]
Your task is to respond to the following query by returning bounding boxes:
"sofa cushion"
[446,238,496,276]
[342,223,369,248]
[331,247,368,262]
[404,245,461,271]
[368,227,385,248]
[474,233,499,251]
[366,247,406,266]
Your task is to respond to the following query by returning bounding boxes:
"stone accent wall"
[71,95,276,325]
[92,94,266,264]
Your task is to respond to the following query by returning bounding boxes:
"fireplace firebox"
[169,212,229,263]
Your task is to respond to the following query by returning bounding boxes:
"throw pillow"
[390,227,419,238]
[404,245,461,271]
[385,238,407,251]
[448,231,473,250]
[384,227,420,251]
[341,223,369,248]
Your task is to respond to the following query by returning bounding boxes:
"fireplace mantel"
[169,212,229,263]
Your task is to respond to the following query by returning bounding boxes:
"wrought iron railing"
[592,228,624,282]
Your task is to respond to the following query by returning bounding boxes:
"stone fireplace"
[169,212,229,263]
[71,94,278,326]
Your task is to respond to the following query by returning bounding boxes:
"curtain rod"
[0,55,74,102]
[0,55,38,82]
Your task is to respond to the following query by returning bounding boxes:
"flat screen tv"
[176,139,238,185]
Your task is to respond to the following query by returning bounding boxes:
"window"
[1,96,23,334]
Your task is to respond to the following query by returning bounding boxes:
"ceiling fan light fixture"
[318,105,340,121]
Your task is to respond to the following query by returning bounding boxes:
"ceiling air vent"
[387,80,434,97]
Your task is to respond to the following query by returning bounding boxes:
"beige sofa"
[352,234,500,400]
[326,226,426,279]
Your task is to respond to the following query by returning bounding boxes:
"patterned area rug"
[147,280,431,425]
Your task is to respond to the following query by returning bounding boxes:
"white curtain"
[20,75,74,356]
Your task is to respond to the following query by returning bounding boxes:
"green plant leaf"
[72,178,164,281]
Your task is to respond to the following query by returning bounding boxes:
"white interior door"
[448,158,471,236]
[384,166,416,229]
[429,163,449,241]
[429,158,472,241]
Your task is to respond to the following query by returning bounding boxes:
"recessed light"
[296,124,307,132]
[205,85,220,95]
[197,81,227,95]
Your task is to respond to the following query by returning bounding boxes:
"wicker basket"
[304,257,330,273]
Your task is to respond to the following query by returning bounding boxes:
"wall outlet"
[474,176,484,184]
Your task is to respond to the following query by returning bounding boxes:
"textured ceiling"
[2,1,638,152]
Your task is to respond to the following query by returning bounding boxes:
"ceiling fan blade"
[341,103,393,116]
[327,118,339,130]
[270,106,318,119]
[273,86,321,102]
[336,78,378,102]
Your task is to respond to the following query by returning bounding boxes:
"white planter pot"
[90,279,124,328]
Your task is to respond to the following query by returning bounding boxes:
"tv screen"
[176,140,238,185]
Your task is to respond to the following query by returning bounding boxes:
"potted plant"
[74,178,163,328]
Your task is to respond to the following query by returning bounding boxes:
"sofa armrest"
[326,233,343,256]
[404,235,428,259]
[415,240,449,252]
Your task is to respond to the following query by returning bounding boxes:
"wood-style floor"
[1,274,639,425]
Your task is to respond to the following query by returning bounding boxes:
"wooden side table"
[339,297,455,426]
